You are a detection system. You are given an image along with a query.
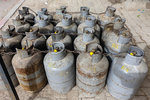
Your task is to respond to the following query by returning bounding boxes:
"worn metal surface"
[74,27,100,52]
[98,6,116,29]
[12,49,47,92]
[107,46,148,100]
[56,14,77,35]
[76,44,109,96]
[21,26,46,50]
[102,17,131,60]
[44,42,75,94]
[46,26,72,50]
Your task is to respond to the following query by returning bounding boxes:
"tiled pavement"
[0,0,150,100]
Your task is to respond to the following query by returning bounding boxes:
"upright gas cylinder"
[56,14,77,36]
[12,15,30,33]
[98,6,116,29]
[102,17,131,60]
[34,14,54,35]
[18,7,35,25]
[35,8,53,24]
[12,49,47,92]
[75,7,90,25]
[107,46,148,100]
[46,26,72,50]
[44,42,75,94]
[78,15,101,38]
[0,25,23,90]
[54,6,67,21]
[21,26,46,50]
[74,27,100,52]
[76,43,109,96]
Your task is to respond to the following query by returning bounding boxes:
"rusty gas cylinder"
[21,26,46,50]
[107,46,148,100]
[46,26,72,50]
[78,15,101,38]
[76,43,109,96]
[44,42,75,94]
[98,6,116,29]
[34,14,54,35]
[18,7,35,25]
[12,49,47,92]
[35,8,53,24]
[74,27,100,52]
[12,15,30,33]
[75,7,90,25]
[56,14,77,36]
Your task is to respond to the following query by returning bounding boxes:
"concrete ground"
[0,0,150,100]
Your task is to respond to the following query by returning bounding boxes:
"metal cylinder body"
[12,50,47,92]
[44,42,75,94]
[107,46,148,100]
[76,48,109,96]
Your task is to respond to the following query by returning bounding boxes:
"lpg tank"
[76,43,109,96]
[46,26,72,50]
[44,42,75,94]
[98,6,116,29]
[21,26,46,50]
[12,49,47,92]
[77,15,101,38]
[75,7,90,25]
[74,27,100,52]
[107,46,148,100]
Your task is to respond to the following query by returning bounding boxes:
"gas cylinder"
[77,15,101,38]
[75,7,90,25]
[21,26,46,50]
[12,49,47,92]
[35,8,53,24]
[46,26,72,50]
[12,15,30,33]
[0,25,23,90]
[18,7,35,25]
[74,27,100,52]
[34,14,54,35]
[107,46,148,100]
[44,42,75,94]
[56,14,77,36]
[102,17,132,60]
[98,6,116,29]
[76,43,109,96]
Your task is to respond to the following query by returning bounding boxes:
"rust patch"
[20,78,47,92]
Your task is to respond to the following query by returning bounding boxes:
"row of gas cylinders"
[0,6,148,100]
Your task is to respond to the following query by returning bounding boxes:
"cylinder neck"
[51,26,65,42]
[62,14,72,26]
[113,17,126,30]
[105,6,116,17]
[85,15,96,27]
[41,8,47,14]
[80,7,89,17]
[16,49,29,59]
[38,15,48,27]
[118,30,131,44]
[124,46,144,65]
[26,27,38,40]
[82,28,94,42]
[50,42,67,61]
[92,53,103,63]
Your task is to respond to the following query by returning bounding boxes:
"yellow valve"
[130,52,134,56]
[90,52,94,56]
[54,49,57,52]
[22,48,24,50]
[30,29,33,32]
[54,32,57,34]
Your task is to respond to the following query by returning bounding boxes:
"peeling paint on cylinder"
[76,44,109,96]
[12,49,47,92]
[107,46,148,100]
[44,42,75,94]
